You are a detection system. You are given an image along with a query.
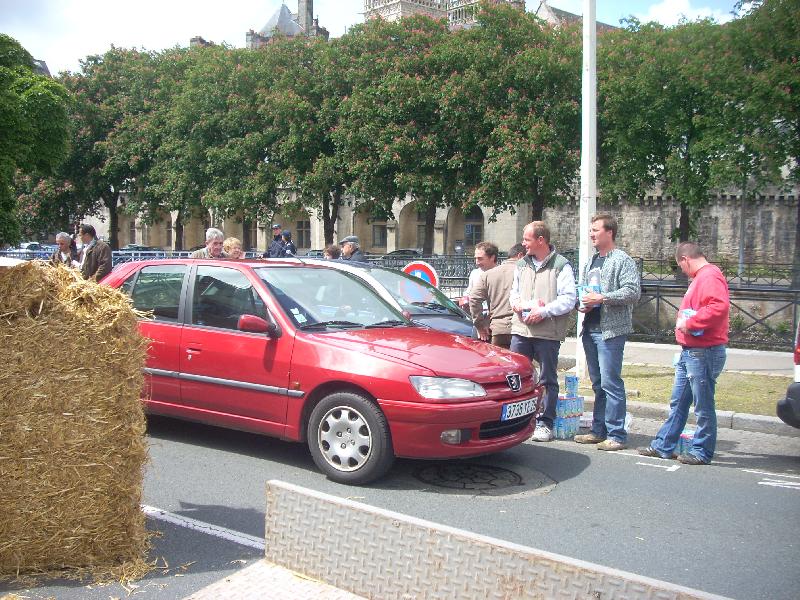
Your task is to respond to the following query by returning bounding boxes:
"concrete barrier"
[263,480,730,600]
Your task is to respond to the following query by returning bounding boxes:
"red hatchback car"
[104,259,542,484]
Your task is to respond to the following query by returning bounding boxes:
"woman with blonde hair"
[223,237,244,259]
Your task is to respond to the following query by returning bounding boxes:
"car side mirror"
[238,314,281,338]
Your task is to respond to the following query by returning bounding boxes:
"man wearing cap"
[281,230,297,256]
[265,224,286,258]
[340,236,366,262]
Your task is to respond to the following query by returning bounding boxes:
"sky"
[1,0,744,76]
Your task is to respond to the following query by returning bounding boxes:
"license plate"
[501,398,537,421]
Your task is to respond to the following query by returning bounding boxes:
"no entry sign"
[402,261,440,288]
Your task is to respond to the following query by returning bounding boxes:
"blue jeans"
[651,345,726,463]
[511,336,561,428]
[582,331,628,443]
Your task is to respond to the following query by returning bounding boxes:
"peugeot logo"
[506,373,521,392]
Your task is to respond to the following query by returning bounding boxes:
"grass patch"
[571,365,790,416]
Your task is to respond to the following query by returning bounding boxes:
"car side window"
[128,265,187,322]
[192,266,266,330]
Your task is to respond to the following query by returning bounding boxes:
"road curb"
[582,399,800,438]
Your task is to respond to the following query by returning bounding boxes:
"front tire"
[307,392,394,484]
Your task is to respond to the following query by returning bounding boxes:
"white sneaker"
[532,424,553,442]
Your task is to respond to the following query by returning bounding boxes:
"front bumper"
[777,382,800,429]
[378,385,543,458]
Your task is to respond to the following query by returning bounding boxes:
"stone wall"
[544,192,798,262]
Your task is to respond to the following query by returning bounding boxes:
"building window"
[372,223,387,248]
[242,219,257,250]
[296,219,311,249]
[464,205,483,247]
[166,220,173,248]
[129,219,136,244]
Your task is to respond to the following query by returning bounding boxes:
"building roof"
[535,1,617,32]
[32,59,51,77]
[259,3,303,38]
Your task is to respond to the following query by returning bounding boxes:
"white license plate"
[501,398,537,421]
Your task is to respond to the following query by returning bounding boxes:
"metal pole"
[575,0,597,382]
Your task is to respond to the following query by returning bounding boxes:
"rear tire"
[307,392,394,484]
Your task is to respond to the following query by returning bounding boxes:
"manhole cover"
[415,463,524,491]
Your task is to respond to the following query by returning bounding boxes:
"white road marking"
[142,504,265,551]
[636,461,680,472]
[742,469,800,480]
[757,479,800,490]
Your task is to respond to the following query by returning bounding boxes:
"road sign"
[402,261,439,288]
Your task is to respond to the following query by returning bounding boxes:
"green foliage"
[598,5,797,241]
[0,34,70,246]
[11,2,796,253]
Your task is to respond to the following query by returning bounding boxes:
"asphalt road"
[3,415,799,600]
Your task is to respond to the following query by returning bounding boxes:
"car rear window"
[126,265,187,321]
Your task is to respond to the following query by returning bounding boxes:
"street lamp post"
[575,0,597,381]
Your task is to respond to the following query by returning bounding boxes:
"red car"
[104,259,542,484]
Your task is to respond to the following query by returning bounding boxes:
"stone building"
[246,1,329,48]
[363,0,524,29]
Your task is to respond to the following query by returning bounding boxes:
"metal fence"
[2,249,796,350]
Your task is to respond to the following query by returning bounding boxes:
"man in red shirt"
[639,242,729,465]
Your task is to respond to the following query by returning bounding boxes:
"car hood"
[411,314,475,338]
[316,326,528,379]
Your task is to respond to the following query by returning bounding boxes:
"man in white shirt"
[509,221,576,442]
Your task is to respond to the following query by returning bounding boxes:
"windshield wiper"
[364,319,408,329]
[300,320,363,330]
[410,301,451,313]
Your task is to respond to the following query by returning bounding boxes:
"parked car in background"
[7,242,51,259]
[301,258,475,337]
[102,258,541,484]
[302,249,325,257]
[380,248,423,260]
[120,243,163,252]
[777,322,800,428]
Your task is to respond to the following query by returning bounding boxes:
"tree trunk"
[678,202,691,242]
[737,174,748,278]
[529,179,544,220]
[174,208,184,251]
[793,197,800,289]
[323,186,342,245]
[103,193,120,250]
[422,199,436,255]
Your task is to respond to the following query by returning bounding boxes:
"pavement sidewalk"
[558,338,798,438]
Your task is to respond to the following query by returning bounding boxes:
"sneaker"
[677,454,709,465]
[532,424,553,442]
[574,433,606,444]
[597,439,627,451]
[638,446,676,459]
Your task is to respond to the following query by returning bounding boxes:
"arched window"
[464,205,483,246]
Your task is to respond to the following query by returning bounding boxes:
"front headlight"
[409,376,486,399]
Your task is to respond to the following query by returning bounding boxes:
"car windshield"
[368,267,464,317]
[255,265,410,329]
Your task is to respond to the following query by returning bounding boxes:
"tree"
[253,36,357,246]
[731,0,800,282]
[334,15,464,254]
[0,34,70,245]
[461,4,581,220]
[32,47,156,249]
[599,19,730,241]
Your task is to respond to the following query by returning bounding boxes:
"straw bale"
[0,261,151,581]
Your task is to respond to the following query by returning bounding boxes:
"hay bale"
[0,261,150,580]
